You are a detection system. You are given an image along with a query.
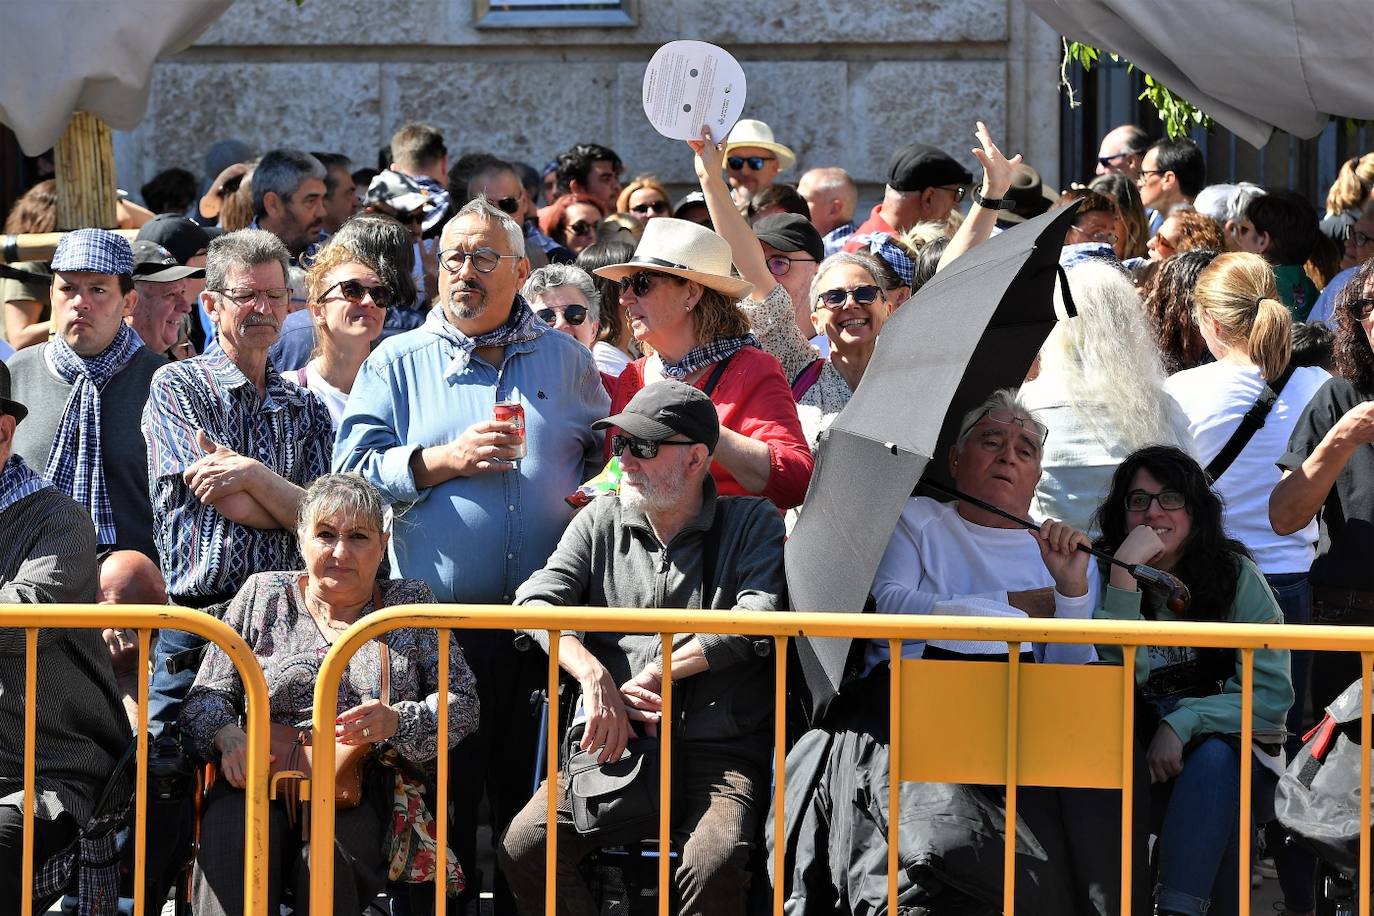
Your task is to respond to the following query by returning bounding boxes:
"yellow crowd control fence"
[0,604,273,916]
[306,605,1374,916]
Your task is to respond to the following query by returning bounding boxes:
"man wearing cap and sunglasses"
[502,380,786,916]
[0,360,133,904]
[847,141,973,260]
[7,229,169,608]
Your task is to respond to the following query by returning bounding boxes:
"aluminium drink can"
[493,400,527,459]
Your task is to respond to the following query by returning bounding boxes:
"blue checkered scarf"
[43,322,145,545]
[423,295,547,381]
[659,334,759,380]
[0,454,51,515]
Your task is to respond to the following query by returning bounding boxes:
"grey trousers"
[499,744,765,916]
[191,782,388,916]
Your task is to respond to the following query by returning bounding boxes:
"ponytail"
[1248,296,1292,382]
[1327,154,1374,217]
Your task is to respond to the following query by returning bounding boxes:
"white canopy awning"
[1,0,233,155]
[1026,0,1374,148]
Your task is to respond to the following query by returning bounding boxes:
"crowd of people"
[2,110,1373,916]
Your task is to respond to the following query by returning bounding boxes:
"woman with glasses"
[521,262,631,380]
[1093,445,1292,916]
[289,236,391,428]
[1164,252,1329,916]
[616,175,673,223]
[592,213,813,511]
[538,192,605,257]
[1021,260,1193,535]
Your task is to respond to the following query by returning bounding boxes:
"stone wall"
[114,0,1065,207]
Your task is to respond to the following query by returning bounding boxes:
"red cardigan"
[609,348,814,510]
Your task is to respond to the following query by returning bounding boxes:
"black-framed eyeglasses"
[816,284,882,309]
[934,185,967,202]
[617,270,681,298]
[493,196,522,215]
[211,287,291,307]
[1138,169,1166,180]
[631,200,669,216]
[536,304,590,326]
[393,210,424,226]
[612,434,698,460]
[765,254,815,278]
[1124,489,1187,512]
[727,155,776,171]
[439,247,521,273]
[1351,297,1374,321]
[320,278,392,309]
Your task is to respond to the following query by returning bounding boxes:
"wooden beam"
[54,111,117,230]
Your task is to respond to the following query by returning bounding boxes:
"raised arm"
[689,127,775,297]
[937,121,1021,271]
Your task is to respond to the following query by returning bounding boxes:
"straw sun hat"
[593,218,755,301]
[724,119,797,172]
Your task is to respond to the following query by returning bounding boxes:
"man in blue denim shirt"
[334,197,608,911]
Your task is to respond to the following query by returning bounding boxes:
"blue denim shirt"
[333,320,610,603]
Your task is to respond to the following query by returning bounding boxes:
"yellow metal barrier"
[306,605,1374,916]
[0,604,273,916]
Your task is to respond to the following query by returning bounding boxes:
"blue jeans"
[1265,572,1316,912]
[146,627,210,741]
[1156,736,1276,916]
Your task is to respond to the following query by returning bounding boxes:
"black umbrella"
[786,203,1082,724]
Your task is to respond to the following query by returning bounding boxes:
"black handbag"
[567,731,665,838]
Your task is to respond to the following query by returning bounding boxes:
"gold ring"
[362,727,371,738]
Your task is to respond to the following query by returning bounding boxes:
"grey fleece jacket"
[513,478,786,749]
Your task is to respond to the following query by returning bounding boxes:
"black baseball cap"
[753,213,825,264]
[593,381,720,453]
[136,214,213,266]
[886,143,973,193]
[0,361,28,422]
[130,240,206,283]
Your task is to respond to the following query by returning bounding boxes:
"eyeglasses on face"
[536,303,590,326]
[631,200,669,216]
[320,278,392,309]
[934,185,967,202]
[765,254,816,278]
[212,287,291,307]
[727,155,776,171]
[1124,489,1187,512]
[1345,227,1374,247]
[492,196,522,215]
[1070,225,1119,245]
[567,220,597,238]
[1137,169,1166,180]
[612,434,697,460]
[969,407,1049,447]
[438,247,521,273]
[816,284,882,309]
[1096,152,1129,168]
[393,210,424,226]
[617,270,680,298]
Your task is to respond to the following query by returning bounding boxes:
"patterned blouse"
[141,351,333,601]
[181,572,479,765]
[738,282,854,453]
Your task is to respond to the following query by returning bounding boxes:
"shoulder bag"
[1204,364,1297,483]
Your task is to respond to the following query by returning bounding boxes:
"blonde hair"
[1193,251,1292,382]
[1325,154,1374,217]
[616,175,672,214]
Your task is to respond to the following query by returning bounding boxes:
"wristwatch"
[972,188,1015,211]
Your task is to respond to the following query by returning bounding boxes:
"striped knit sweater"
[0,487,130,824]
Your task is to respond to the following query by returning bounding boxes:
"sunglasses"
[1124,489,1187,512]
[493,196,522,215]
[631,200,669,216]
[935,185,967,202]
[766,254,815,278]
[612,434,698,460]
[568,220,596,237]
[319,278,392,309]
[816,284,882,309]
[727,155,776,171]
[617,270,680,297]
[536,304,590,326]
[438,247,522,273]
[1096,151,1129,169]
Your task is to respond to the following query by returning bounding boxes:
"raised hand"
[971,120,1022,200]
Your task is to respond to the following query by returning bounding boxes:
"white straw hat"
[593,218,755,301]
[724,119,796,172]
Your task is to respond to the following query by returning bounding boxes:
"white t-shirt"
[295,362,349,430]
[1164,361,1329,573]
[869,496,1099,669]
[592,340,632,378]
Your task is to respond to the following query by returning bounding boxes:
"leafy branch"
[1061,40,1212,140]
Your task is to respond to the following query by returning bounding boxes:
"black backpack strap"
[701,352,735,398]
[1204,363,1298,483]
[700,499,725,607]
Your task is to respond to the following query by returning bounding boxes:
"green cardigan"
[1094,556,1294,745]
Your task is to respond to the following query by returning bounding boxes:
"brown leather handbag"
[269,586,391,825]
